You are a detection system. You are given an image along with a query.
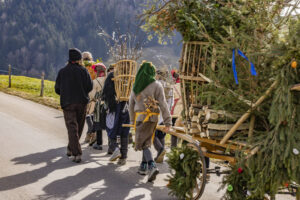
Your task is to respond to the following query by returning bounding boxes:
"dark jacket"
[101,72,117,112]
[55,62,93,109]
[106,101,130,139]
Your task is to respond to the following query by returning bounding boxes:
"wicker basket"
[114,59,137,101]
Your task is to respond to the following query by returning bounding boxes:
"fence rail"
[1,64,46,97]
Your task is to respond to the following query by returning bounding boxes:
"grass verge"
[0,75,60,109]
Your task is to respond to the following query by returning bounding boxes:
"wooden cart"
[124,42,299,199]
[157,41,300,200]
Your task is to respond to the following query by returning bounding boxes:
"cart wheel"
[187,142,207,200]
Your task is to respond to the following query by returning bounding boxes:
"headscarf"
[92,63,106,77]
[171,69,180,83]
[133,62,156,95]
[101,72,117,112]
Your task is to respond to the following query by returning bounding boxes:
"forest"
[0,0,181,80]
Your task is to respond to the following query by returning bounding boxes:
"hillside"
[0,0,181,80]
[0,75,59,108]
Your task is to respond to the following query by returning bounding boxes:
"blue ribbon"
[232,48,257,84]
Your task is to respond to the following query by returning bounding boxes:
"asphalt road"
[0,92,294,200]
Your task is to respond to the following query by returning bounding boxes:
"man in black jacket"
[55,48,93,163]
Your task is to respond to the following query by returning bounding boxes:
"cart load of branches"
[142,0,300,199]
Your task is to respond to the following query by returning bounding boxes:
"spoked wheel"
[187,142,207,200]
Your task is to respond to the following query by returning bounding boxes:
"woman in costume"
[129,61,171,182]
[90,63,107,149]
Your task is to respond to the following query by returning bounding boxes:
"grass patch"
[0,75,60,109]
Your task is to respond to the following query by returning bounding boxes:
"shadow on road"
[38,164,171,200]
[0,147,71,191]
[0,146,174,200]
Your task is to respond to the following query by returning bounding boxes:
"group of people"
[54,48,183,182]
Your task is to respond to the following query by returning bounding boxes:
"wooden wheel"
[187,142,207,200]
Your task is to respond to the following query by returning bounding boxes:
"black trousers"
[63,103,87,156]
[171,117,178,147]
[85,115,94,134]
[96,130,103,145]
[110,135,129,159]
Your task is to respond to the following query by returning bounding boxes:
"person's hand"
[163,125,171,133]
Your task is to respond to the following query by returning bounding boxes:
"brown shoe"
[84,134,91,143]
[66,149,72,157]
[89,132,97,146]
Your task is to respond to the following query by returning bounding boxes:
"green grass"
[0,75,60,109]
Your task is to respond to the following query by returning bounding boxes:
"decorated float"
[140,0,300,199]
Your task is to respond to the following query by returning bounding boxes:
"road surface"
[0,92,294,200]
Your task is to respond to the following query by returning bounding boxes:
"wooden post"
[248,115,255,138]
[40,72,45,97]
[8,64,11,88]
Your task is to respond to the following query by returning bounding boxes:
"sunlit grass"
[0,75,60,109]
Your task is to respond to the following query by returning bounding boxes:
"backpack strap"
[93,79,103,101]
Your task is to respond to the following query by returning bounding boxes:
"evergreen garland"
[166,145,202,200]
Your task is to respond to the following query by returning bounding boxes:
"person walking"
[82,51,97,144]
[87,63,107,149]
[55,48,93,163]
[129,61,172,182]
[153,69,174,163]
[170,69,183,147]
[82,51,96,80]
[101,72,130,164]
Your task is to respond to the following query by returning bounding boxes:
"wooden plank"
[189,128,200,134]
[187,43,191,75]
[291,84,300,91]
[191,115,198,122]
[200,142,227,152]
[203,152,236,164]
[208,123,249,131]
[206,109,240,119]
[248,115,255,138]
[192,136,242,151]
[181,79,189,120]
[173,126,185,132]
[227,140,248,147]
[180,75,207,82]
[180,43,186,73]
[192,43,196,73]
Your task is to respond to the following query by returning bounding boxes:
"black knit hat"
[69,48,82,62]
